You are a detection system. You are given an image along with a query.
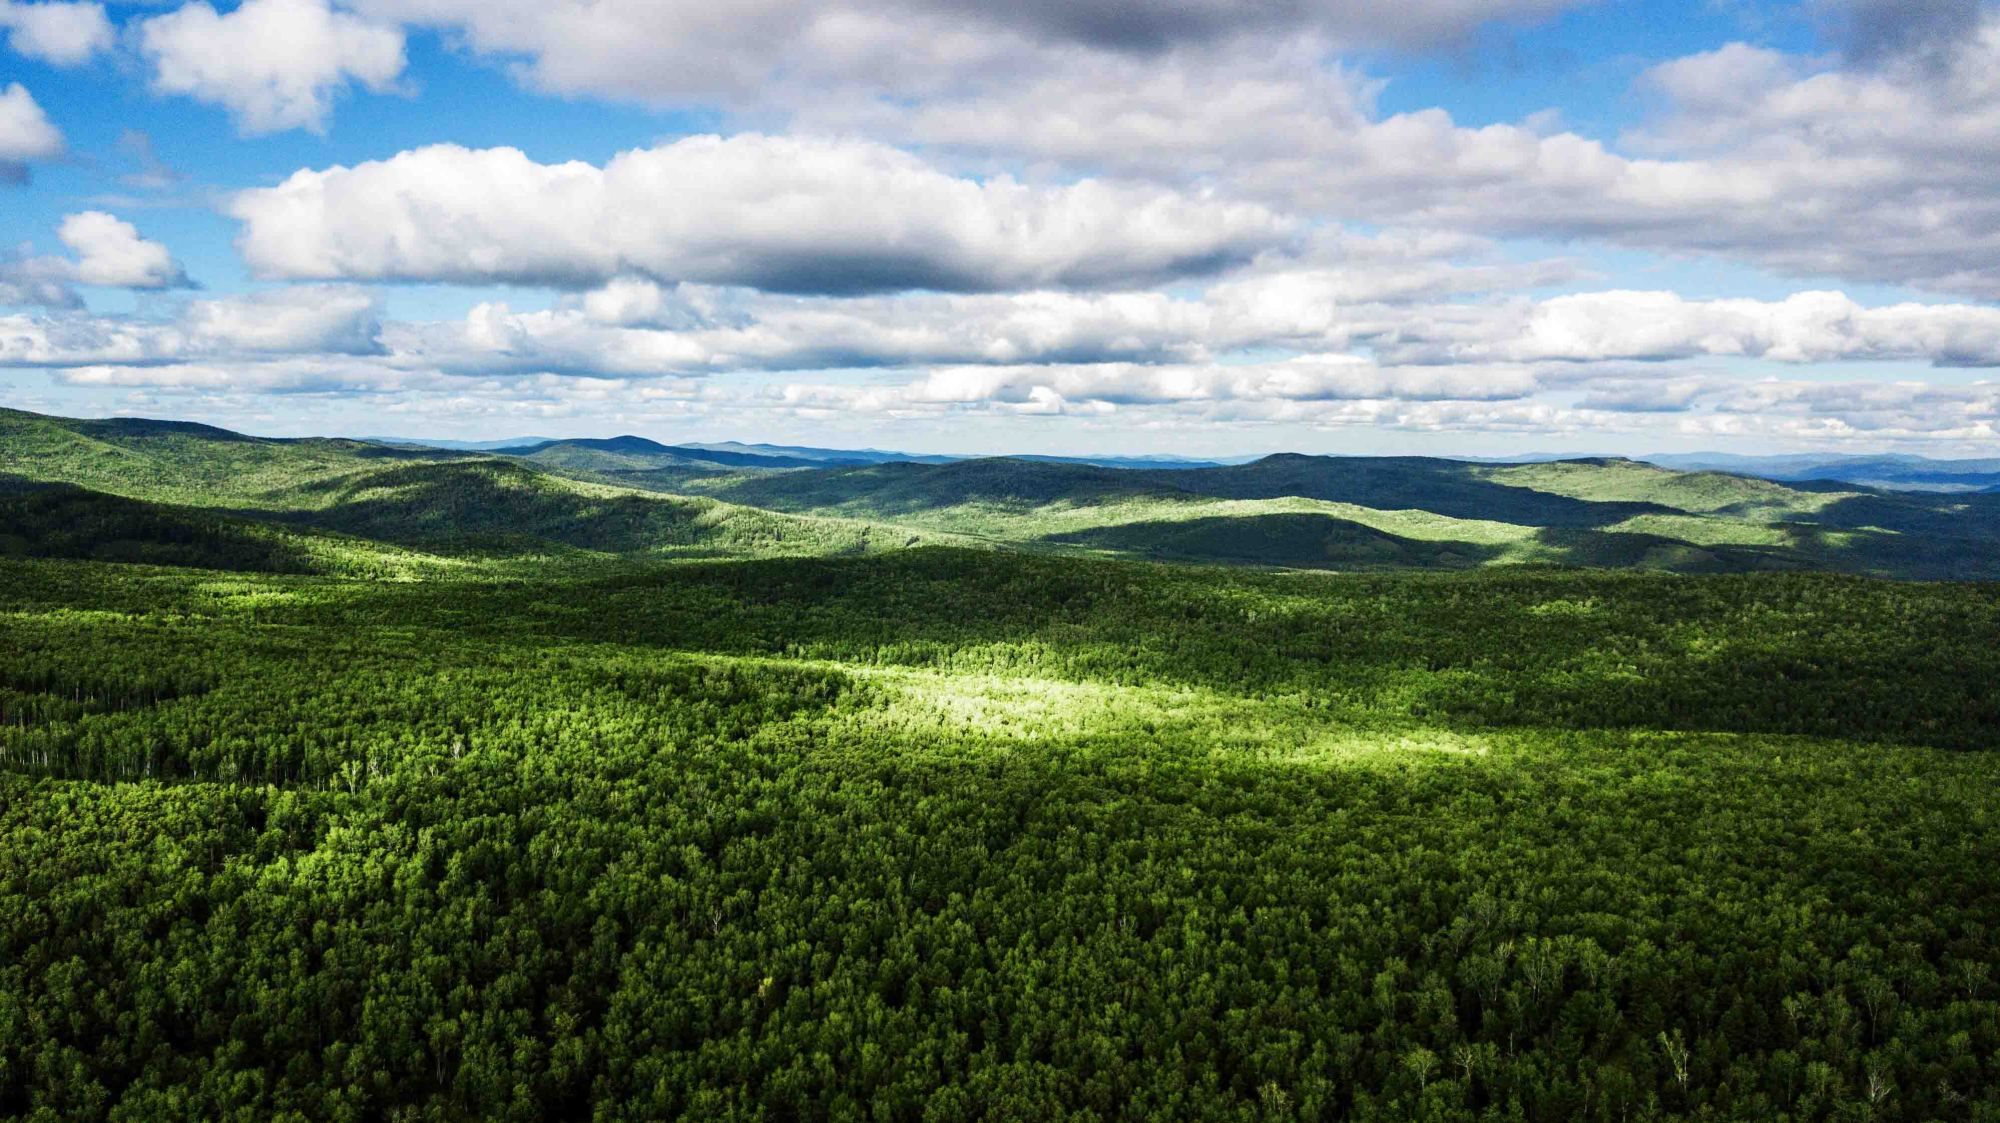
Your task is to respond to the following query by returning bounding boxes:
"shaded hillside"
[685,457,1184,515]
[0,477,442,577]
[0,407,467,506]
[0,477,319,573]
[1046,512,1504,569]
[683,454,1680,528]
[1481,459,1844,517]
[1158,454,1676,526]
[266,459,959,559]
[0,409,967,565]
[668,451,2000,578]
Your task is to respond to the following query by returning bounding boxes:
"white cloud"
[56,211,192,289]
[759,366,2000,444]
[137,0,406,135]
[375,239,1577,378]
[227,135,1294,294]
[0,1,112,66]
[901,357,1541,408]
[0,285,381,366]
[1376,290,2000,366]
[373,288,1215,379]
[579,278,716,331]
[181,286,383,354]
[1,211,189,302]
[791,12,2000,300]
[346,0,1584,108]
[0,261,78,308]
[57,357,420,394]
[1574,377,1712,413]
[0,83,62,183]
[0,311,186,366]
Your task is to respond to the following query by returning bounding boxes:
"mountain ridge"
[6,406,1999,580]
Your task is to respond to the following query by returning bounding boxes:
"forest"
[2,407,1998,1121]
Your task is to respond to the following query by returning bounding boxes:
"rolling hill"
[635,448,2000,578]
[0,406,470,506]
[1648,451,2000,492]
[7,409,2000,1123]
[495,434,859,472]
[263,458,957,559]
[4,406,1999,578]
[0,476,446,577]
[0,409,964,563]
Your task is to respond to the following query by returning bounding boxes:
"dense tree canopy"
[3,551,1997,1121]
[5,408,1999,1120]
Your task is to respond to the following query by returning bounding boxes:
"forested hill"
[5,405,2000,577]
[0,408,962,563]
[639,447,2000,579]
[7,405,2000,1121]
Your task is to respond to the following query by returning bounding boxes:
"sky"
[2,0,1999,457]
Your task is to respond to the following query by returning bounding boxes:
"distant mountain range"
[8,405,2000,580]
[385,434,1252,470]
[367,435,562,451]
[377,432,2000,491]
[1645,452,2000,492]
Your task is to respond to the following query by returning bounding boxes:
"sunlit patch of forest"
[3,407,1999,1121]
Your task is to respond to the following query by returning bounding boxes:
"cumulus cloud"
[374,291,1195,379]
[1364,19,2000,297]
[0,83,62,183]
[346,0,1584,107]
[0,255,78,308]
[372,236,1576,378]
[227,136,1294,294]
[1824,0,1983,69]
[1574,377,1713,413]
[579,278,717,331]
[1693,378,2000,442]
[0,286,382,367]
[901,357,1542,408]
[57,356,419,394]
[1376,290,2000,366]
[755,365,2000,444]
[181,286,384,355]
[782,9,2000,301]
[56,211,192,289]
[0,212,190,303]
[137,0,406,135]
[0,0,112,65]
[7,243,1554,380]
[0,312,188,366]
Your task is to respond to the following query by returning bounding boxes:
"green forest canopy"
[3,407,1998,1121]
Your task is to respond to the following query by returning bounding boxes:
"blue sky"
[2,0,1998,456]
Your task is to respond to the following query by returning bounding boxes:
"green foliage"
[1045,511,1504,568]
[2,550,1999,1121]
[1481,459,1846,516]
[0,478,321,572]
[260,459,955,559]
[650,451,2000,579]
[0,478,456,578]
[6,407,2000,1120]
[0,406,467,506]
[10,405,2000,578]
